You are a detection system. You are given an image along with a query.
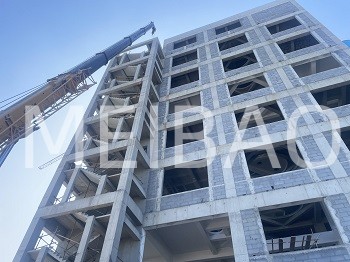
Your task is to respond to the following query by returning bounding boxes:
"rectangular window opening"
[215,20,242,35]
[278,33,319,54]
[169,93,201,114]
[292,56,341,78]
[223,52,257,72]
[170,69,199,88]
[244,141,306,178]
[260,202,339,254]
[267,17,301,34]
[235,101,284,129]
[218,34,248,51]
[174,36,197,50]
[341,128,350,150]
[163,160,208,195]
[228,75,269,97]
[172,50,198,67]
[166,121,204,148]
[312,83,350,109]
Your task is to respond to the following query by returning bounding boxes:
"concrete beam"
[38,192,116,219]
[195,222,218,255]
[98,79,143,96]
[127,195,143,226]
[109,57,148,73]
[144,177,350,228]
[124,217,141,241]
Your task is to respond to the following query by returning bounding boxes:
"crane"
[0,22,156,167]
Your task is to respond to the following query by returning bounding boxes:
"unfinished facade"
[15,0,350,261]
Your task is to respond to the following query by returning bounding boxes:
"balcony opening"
[144,217,234,261]
[278,33,319,54]
[260,202,339,254]
[169,93,201,114]
[292,56,341,78]
[222,52,257,72]
[235,101,284,129]
[215,20,242,35]
[170,69,199,88]
[228,74,269,97]
[312,83,350,109]
[163,160,208,195]
[172,50,198,67]
[166,120,204,148]
[219,34,248,51]
[174,36,197,49]
[267,17,301,34]
[244,141,306,178]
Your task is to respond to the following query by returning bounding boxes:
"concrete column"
[95,175,107,195]
[13,217,45,262]
[100,39,159,261]
[228,212,249,262]
[61,167,80,203]
[35,247,48,262]
[118,229,147,262]
[74,216,95,262]
[99,191,128,261]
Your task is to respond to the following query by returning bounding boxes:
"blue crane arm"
[66,22,156,76]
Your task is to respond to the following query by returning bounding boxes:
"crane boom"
[0,22,156,166]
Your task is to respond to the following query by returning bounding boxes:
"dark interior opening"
[228,75,269,97]
[166,121,204,148]
[260,202,338,254]
[312,83,350,109]
[172,50,198,67]
[222,52,257,72]
[278,34,319,54]
[267,17,301,34]
[171,70,199,88]
[163,160,208,195]
[169,94,201,114]
[235,101,284,129]
[244,141,306,178]
[215,20,242,35]
[219,35,248,51]
[292,56,341,78]
[174,36,197,49]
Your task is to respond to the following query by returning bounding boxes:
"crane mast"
[0,22,156,166]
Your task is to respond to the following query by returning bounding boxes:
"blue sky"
[1,0,350,260]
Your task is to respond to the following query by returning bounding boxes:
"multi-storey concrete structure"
[15,0,350,261]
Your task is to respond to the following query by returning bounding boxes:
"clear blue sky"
[0,0,349,260]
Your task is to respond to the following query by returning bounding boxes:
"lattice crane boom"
[0,22,156,166]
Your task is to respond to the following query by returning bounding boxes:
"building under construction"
[13,0,350,261]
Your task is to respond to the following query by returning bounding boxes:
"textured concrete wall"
[149,0,350,260]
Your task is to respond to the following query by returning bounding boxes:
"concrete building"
[14,0,350,261]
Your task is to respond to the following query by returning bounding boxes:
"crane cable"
[0,82,47,109]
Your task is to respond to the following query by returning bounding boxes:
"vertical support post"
[96,175,107,195]
[228,212,250,262]
[35,247,48,262]
[74,216,95,262]
[61,167,80,203]
[99,39,159,262]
